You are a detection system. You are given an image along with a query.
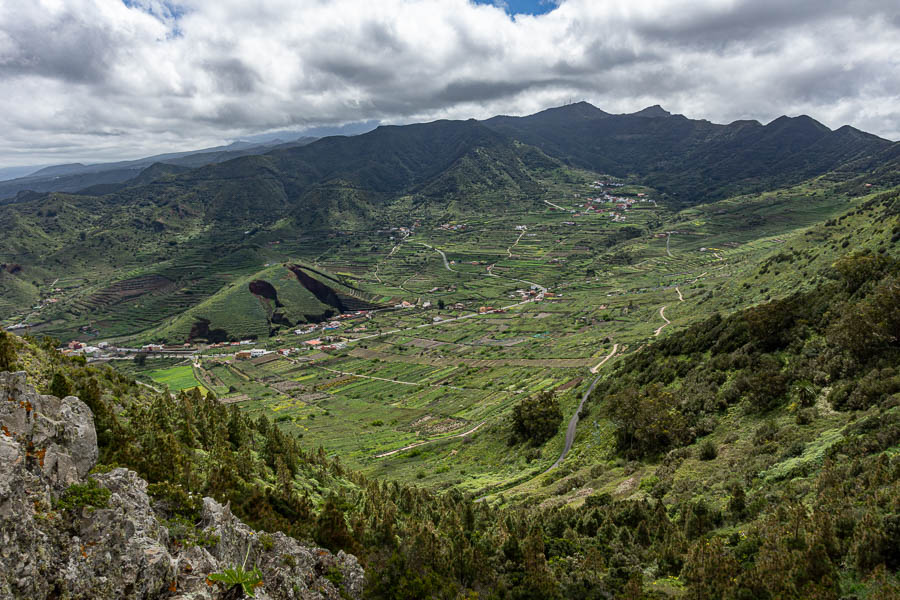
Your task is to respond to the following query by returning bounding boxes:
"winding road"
[416,241,547,294]
[654,305,670,336]
[547,343,618,472]
[507,229,526,257]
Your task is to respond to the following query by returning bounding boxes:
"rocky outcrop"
[0,372,364,600]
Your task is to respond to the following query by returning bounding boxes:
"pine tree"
[48,372,71,398]
[0,331,18,372]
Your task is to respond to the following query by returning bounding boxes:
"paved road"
[590,342,619,374]
[547,343,618,472]
[418,241,547,292]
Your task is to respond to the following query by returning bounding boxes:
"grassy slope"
[495,187,900,509]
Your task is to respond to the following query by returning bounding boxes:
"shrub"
[796,408,816,425]
[54,478,111,512]
[512,391,563,446]
[698,440,718,461]
[48,372,72,399]
[164,516,220,548]
[584,492,613,508]
[639,475,660,492]
[148,481,202,519]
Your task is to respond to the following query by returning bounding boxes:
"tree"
[316,495,356,553]
[512,391,562,446]
[601,384,691,458]
[0,331,18,372]
[48,372,71,398]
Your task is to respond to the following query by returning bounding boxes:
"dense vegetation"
[5,211,898,597]
[484,102,892,206]
[512,390,563,446]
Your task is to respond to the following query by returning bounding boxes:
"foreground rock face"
[0,372,364,600]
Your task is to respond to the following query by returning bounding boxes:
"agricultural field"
[94,167,887,493]
[144,363,207,394]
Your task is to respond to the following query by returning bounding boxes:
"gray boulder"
[0,372,364,600]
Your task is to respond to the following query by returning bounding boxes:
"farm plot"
[145,364,206,393]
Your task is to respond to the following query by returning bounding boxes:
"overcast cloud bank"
[1,0,898,166]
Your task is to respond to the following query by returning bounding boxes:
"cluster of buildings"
[572,192,654,223]
[293,310,373,336]
[234,348,269,360]
[438,223,466,231]
[301,337,347,352]
[61,340,104,357]
[31,297,59,310]
[512,285,545,301]
[203,340,255,350]
[382,225,415,240]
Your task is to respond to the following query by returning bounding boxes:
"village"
[54,292,541,364]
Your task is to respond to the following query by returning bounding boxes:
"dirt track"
[374,421,486,458]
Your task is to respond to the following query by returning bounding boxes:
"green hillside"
[2,104,900,598]
[150,263,339,342]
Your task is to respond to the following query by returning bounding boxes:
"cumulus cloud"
[0,0,898,166]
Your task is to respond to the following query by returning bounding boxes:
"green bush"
[148,481,202,519]
[698,440,718,461]
[639,475,660,491]
[512,390,563,446]
[54,478,111,512]
[164,516,220,548]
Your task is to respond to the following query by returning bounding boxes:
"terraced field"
[145,363,206,393]
[77,167,886,491]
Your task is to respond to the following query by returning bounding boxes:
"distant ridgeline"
[1,102,898,342]
[484,102,895,206]
[2,102,895,212]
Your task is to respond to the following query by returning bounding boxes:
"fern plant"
[207,542,263,598]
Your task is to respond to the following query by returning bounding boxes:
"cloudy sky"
[1,0,899,167]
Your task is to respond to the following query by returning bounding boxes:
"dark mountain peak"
[766,114,830,133]
[491,101,608,123]
[630,105,671,118]
[727,119,763,128]
[543,101,608,119]
[832,124,888,143]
